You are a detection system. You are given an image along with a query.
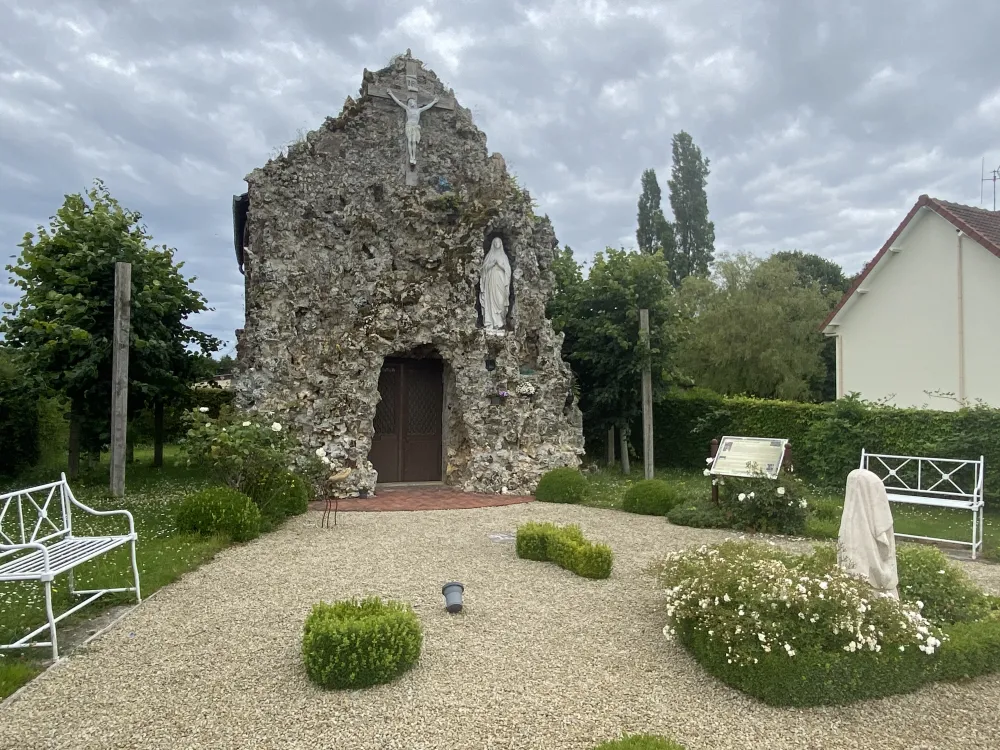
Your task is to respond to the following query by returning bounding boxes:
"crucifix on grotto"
[367,51,455,183]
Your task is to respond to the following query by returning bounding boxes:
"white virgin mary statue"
[480,237,511,330]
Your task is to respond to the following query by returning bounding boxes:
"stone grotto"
[231,50,584,497]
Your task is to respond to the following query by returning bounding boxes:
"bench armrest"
[66,497,136,537]
[0,542,51,572]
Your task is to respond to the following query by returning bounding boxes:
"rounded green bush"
[302,597,423,690]
[623,480,682,516]
[593,735,686,750]
[175,486,262,542]
[666,499,728,529]
[534,467,588,504]
[244,469,311,521]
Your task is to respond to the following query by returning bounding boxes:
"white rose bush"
[714,462,808,535]
[180,407,325,523]
[656,539,1000,706]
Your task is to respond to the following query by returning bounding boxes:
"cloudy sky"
[1,0,998,351]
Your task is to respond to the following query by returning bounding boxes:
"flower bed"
[657,540,1000,706]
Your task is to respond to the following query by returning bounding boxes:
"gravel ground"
[2,503,999,750]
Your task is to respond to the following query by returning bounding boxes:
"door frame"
[369,356,446,485]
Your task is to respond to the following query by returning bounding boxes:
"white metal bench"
[0,473,141,660]
[860,450,985,559]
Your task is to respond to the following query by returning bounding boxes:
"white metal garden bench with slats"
[860,450,985,559]
[0,473,141,660]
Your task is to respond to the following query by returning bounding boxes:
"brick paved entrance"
[309,484,535,512]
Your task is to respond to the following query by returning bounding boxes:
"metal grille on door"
[407,369,442,436]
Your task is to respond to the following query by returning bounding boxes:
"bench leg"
[44,580,58,661]
[130,536,142,604]
[68,569,75,596]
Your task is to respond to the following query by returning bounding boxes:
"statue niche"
[479,236,512,330]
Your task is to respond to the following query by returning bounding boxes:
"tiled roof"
[821,195,1000,330]
[932,198,1000,253]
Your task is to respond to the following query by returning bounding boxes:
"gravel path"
[3,503,999,750]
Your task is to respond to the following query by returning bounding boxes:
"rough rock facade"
[234,51,584,497]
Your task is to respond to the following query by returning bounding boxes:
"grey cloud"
[0,0,997,348]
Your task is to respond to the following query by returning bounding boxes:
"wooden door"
[369,358,443,484]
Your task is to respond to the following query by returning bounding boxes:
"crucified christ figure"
[387,89,439,166]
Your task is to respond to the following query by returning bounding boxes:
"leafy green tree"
[636,168,675,257]
[771,250,849,296]
[771,250,849,401]
[550,247,679,463]
[674,252,831,401]
[1,179,220,476]
[667,131,715,286]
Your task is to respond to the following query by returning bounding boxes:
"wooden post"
[783,442,793,475]
[639,308,654,480]
[110,262,131,497]
[153,401,164,468]
[607,426,616,467]
[619,426,630,475]
[710,438,719,505]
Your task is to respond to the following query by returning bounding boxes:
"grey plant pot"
[442,582,465,613]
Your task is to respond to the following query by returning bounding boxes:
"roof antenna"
[982,157,1000,211]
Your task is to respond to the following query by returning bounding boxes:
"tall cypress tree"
[667,131,715,286]
[636,168,675,256]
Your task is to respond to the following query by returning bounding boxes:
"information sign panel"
[710,436,787,479]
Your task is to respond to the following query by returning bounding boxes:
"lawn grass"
[581,465,1000,557]
[0,446,228,700]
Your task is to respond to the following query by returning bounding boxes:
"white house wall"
[961,231,1000,407]
[836,210,962,410]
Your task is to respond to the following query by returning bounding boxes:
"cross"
[368,59,455,184]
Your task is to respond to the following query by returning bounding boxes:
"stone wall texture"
[234,52,584,497]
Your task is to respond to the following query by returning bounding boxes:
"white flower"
[198,406,209,413]
[799,499,808,509]
[819,581,828,590]
[917,601,924,610]
[738,493,747,501]
[315,447,326,457]
[776,486,785,496]
[703,469,711,476]
[271,422,282,432]
[706,457,714,464]
[938,570,945,574]
[242,421,251,427]
[748,492,755,499]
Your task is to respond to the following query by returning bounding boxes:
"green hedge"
[680,618,1000,707]
[515,521,613,579]
[641,389,1000,500]
[301,597,423,689]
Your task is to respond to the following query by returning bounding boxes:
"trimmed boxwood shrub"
[515,521,612,579]
[623,480,681,516]
[244,468,311,522]
[593,735,686,750]
[666,499,728,529]
[534,467,588,504]
[175,486,262,542]
[658,540,1000,706]
[301,597,423,689]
